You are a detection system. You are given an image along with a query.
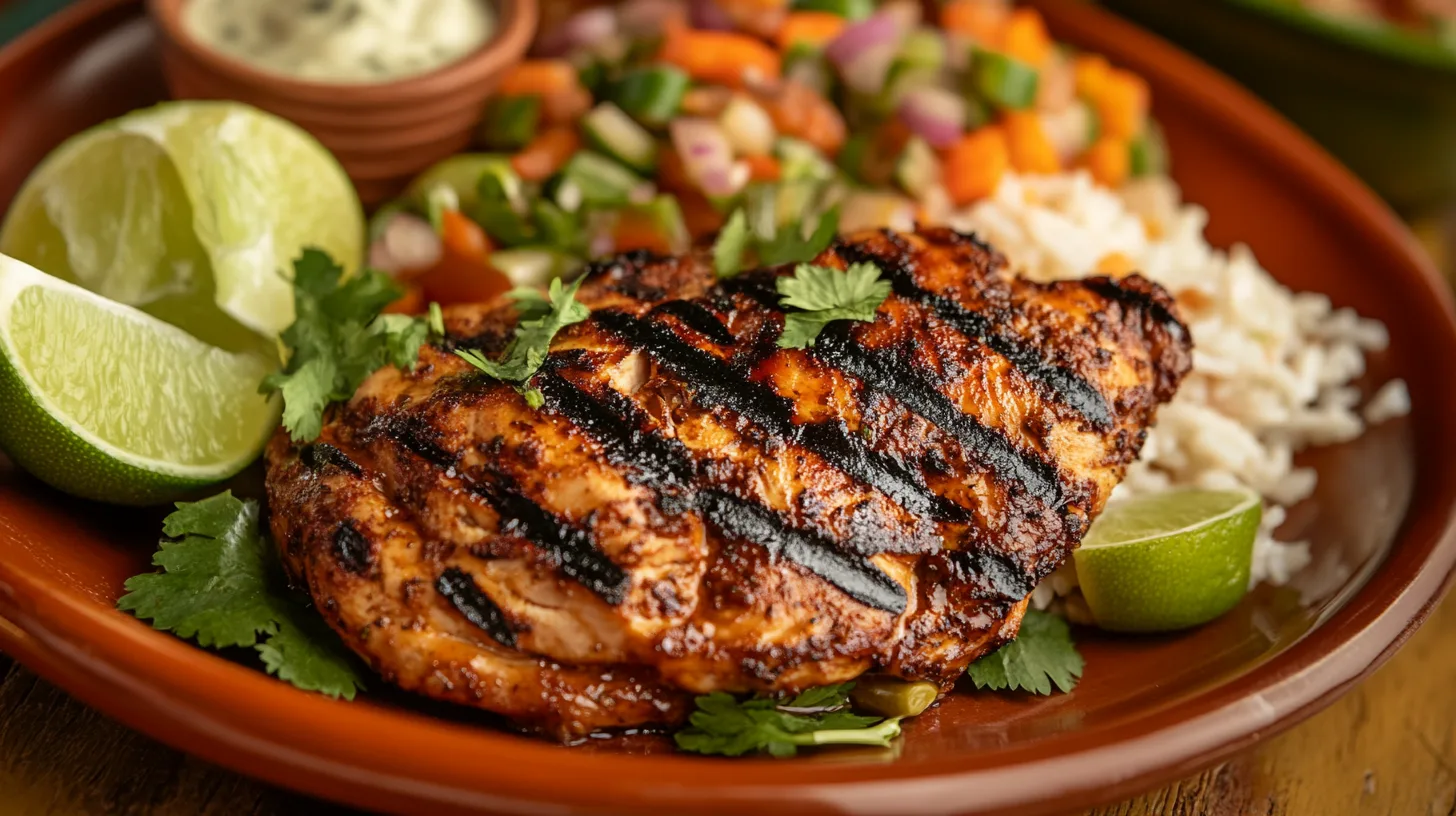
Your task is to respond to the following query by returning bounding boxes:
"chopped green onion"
[576,59,608,97]
[560,151,644,207]
[610,66,690,127]
[532,200,585,254]
[849,677,940,719]
[489,247,583,288]
[474,200,537,246]
[479,95,541,151]
[425,184,460,233]
[582,102,659,173]
[790,0,873,20]
[628,196,690,254]
[897,28,947,74]
[972,49,1040,111]
[836,133,873,184]
[775,137,838,183]
[1129,120,1168,178]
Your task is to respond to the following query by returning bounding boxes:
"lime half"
[1074,487,1262,633]
[0,101,362,353]
[0,254,279,505]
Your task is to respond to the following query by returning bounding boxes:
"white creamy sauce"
[184,0,494,84]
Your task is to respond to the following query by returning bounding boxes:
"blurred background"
[9,0,1456,278]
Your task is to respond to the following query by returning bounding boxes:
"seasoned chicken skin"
[265,228,1192,737]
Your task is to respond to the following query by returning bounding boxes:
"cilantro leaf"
[713,209,750,279]
[757,205,839,267]
[258,599,366,698]
[775,261,893,349]
[261,249,432,442]
[118,492,365,700]
[455,276,589,385]
[119,492,277,648]
[968,610,1084,695]
[673,683,900,758]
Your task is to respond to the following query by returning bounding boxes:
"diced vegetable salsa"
[374,0,1163,305]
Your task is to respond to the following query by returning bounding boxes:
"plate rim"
[0,0,1454,814]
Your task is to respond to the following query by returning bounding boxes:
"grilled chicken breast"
[265,227,1192,737]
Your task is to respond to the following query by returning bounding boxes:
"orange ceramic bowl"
[146,0,538,205]
[0,1,1455,814]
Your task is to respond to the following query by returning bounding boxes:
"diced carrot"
[941,0,1008,47]
[1003,111,1060,175]
[418,211,511,306]
[511,127,580,182]
[943,126,1010,205]
[752,79,846,155]
[1093,68,1149,141]
[681,86,734,117]
[496,60,591,123]
[612,209,676,255]
[1082,136,1130,187]
[775,11,846,50]
[498,60,578,97]
[1003,9,1053,68]
[383,284,427,315]
[1073,54,1111,101]
[678,189,725,239]
[743,153,782,183]
[659,20,782,88]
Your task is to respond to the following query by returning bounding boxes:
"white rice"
[942,171,1409,610]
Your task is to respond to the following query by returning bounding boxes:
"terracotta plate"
[0,1,1454,813]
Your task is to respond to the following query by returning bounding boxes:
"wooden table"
[0,593,1451,815]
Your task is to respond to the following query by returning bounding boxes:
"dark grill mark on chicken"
[467,477,632,604]
[265,227,1192,738]
[436,567,518,647]
[332,522,372,574]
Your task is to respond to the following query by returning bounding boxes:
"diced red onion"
[688,0,736,31]
[838,41,899,94]
[373,213,442,277]
[878,1,923,35]
[534,7,619,57]
[898,86,966,148]
[825,12,903,69]
[670,118,745,198]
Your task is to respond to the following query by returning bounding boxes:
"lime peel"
[0,254,279,505]
[1074,487,1262,633]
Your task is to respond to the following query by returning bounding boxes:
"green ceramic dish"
[1103,0,1456,213]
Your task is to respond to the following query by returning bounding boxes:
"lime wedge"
[1074,488,1262,633]
[0,101,362,353]
[0,254,279,505]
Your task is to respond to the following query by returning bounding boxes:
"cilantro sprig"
[712,185,840,279]
[968,610,1084,695]
[454,276,589,403]
[775,261,893,349]
[674,683,902,758]
[118,492,364,699]
[261,250,435,442]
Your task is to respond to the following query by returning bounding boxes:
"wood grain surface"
[0,588,1450,815]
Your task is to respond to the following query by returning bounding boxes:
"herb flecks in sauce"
[184,0,494,84]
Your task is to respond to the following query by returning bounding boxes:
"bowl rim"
[144,0,538,104]
[0,0,1455,814]
[1221,0,1456,72]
